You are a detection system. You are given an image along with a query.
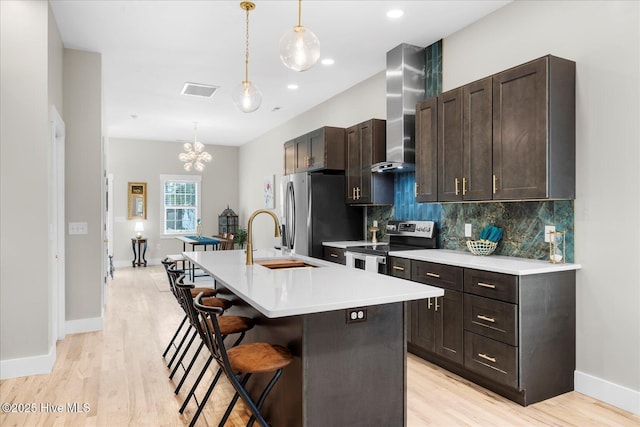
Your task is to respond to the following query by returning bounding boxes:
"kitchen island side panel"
[227,296,407,426]
[303,302,406,426]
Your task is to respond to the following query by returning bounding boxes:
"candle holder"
[548,230,566,264]
[369,226,379,243]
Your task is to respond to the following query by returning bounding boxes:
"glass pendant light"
[279,0,320,72]
[179,122,212,171]
[232,1,262,113]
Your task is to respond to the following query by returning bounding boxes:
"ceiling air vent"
[180,82,218,98]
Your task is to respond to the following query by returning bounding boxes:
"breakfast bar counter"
[184,248,443,426]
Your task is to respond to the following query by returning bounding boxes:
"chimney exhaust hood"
[372,43,425,173]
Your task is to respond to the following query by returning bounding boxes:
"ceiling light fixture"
[232,1,262,113]
[321,58,335,66]
[179,122,212,172]
[279,0,320,72]
[387,9,404,19]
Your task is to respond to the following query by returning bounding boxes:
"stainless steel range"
[344,220,438,274]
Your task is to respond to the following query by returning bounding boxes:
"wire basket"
[466,240,498,256]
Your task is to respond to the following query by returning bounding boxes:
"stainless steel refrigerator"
[281,172,364,258]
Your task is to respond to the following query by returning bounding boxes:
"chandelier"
[179,122,212,172]
[279,0,320,72]
[232,1,262,113]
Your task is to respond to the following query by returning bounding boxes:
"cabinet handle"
[455,178,460,196]
[478,353,497,363]
[415,182,418,197]
[434,297,440,312]
[477,314,496,323]
[426,272,440,278]
[330,253,338,258]
[462,177,467,195]
[352,187,356,199]
[307,156,311,167]
[392,265,405,271]
[427,298,432,309]
[477,282,496,289]
[356,187,361,200]
[493,174,497,194]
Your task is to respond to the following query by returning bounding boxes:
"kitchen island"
[184,248,443,427]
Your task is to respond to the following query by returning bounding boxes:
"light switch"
[464,223,472,237]
[69,222,88,235]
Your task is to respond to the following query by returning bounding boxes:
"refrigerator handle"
[286,181,295,250]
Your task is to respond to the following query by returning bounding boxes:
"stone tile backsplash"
[367,172,575,262]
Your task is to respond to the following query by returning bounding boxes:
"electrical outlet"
[346,307,367,324]
[544,225,556,242]
[464,223,472,237]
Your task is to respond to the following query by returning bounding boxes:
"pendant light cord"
[297,0,302,27]
[244,3,251,83]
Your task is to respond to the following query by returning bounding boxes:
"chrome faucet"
[246,209,281,265]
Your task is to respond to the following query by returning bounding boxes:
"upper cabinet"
[346,119,393,205]
[415,55,575,202]
[415,98,438,202]
[493,56,575,200]
[284,126,346,174]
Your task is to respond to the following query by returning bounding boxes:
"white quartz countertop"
[322,240,386,248]
[184,249,442,318]
[388,249,582,275]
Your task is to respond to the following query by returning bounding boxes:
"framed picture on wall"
[263,175,275,209]
[128,182,147,220]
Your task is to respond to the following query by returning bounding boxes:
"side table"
[131,238,148,267]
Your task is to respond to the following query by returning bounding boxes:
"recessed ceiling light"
[387,9,404,19]
[287,84,299,90]
[321,58,335,66]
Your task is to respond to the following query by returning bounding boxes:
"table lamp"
[135,221,144,239]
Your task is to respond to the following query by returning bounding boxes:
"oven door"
[344,251,387,275]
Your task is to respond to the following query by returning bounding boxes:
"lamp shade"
[232,81,262,113]
[135,221,144,239]
[279,25,320,72]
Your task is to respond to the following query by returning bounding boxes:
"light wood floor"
[1,266,638,426]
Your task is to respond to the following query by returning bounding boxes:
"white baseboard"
[65,316,103,335]
[575,370,640,415]
[0,343,56,380]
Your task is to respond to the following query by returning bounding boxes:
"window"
[161,175,201,235]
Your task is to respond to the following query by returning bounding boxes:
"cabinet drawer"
[464,268,518,303]
[464,294,518,346]
[388,257,411,280]
[323,247,345,265]
[412,261,463,291]
[464,331,518,389]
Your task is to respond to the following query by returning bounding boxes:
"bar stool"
[169,273,234,385]
[174,281,254,427]
[194,293,293,427]
[162,261,219,371]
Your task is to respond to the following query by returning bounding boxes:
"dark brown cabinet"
[437,77,493,201]
[284,126,346,174]
[390,256,576,406]
[346,119,393,205]
[284,140,295,175]
[407,260,464,365]
[322,246,345,265]
[415,97,438,202]
[414,55,575,203]
[492,55,575,200]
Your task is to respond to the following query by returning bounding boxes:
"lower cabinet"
[322,246,346,265]
[388,256,576,406]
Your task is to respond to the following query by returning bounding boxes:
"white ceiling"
[50,0,510,147]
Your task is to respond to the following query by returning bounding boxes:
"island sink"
[255,258,317,269]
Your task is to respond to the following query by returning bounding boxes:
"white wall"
[1,0,54,375]
[107,138,239,265]
[63,49,104,325]
[238,72,385,250]
[443,0,639,412]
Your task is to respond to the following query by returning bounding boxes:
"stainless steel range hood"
[372,43,425,173]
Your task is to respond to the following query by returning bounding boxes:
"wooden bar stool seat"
[227,342,292,374]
